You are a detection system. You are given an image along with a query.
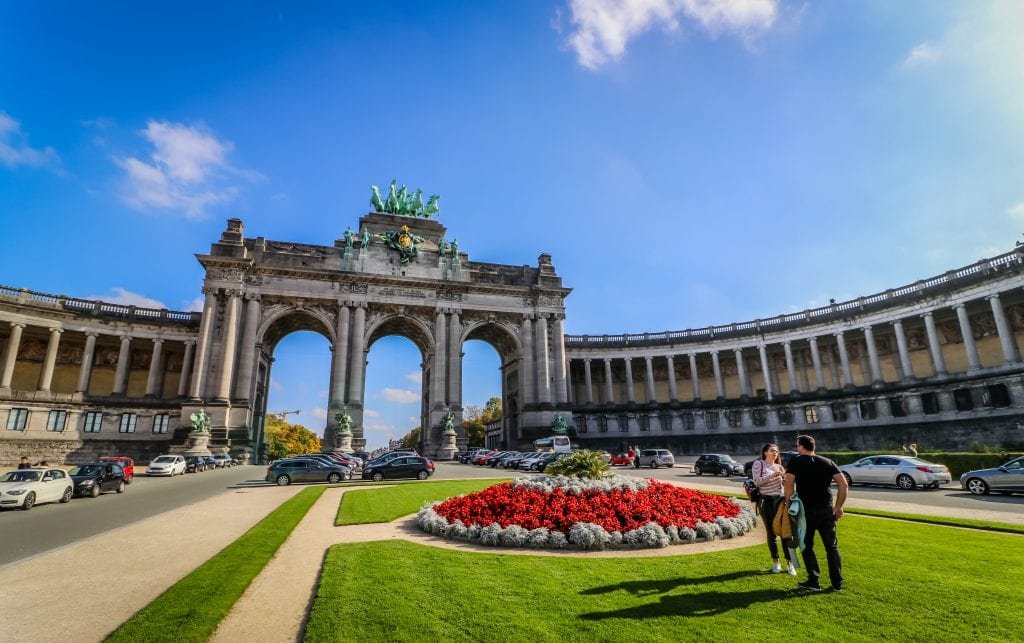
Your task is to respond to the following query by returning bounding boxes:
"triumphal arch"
[188,187,571,459]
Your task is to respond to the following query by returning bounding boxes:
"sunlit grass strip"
[306,517,1024,642]
[843,507,1024,535]
[106,486,326,643]
[337,479,509,525]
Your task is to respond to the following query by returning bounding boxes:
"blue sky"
[2,2,1022,448]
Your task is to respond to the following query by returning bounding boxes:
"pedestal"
[337,431,353,453]
[184,432,213,457]
[437,430,458,460]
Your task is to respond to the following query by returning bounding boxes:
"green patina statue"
[342,227,355,249]
[360,227,371,248]
[437,236,448,254]
[369,181,440,218]
[370,186,385,212]
[442,412,456,434]
[335,412,353,435]
[378,225,425,263]
[449,238,458,258]
[190,408,210,433]
[551,414,568,435]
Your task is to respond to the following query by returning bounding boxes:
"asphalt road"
[0,465,263,567]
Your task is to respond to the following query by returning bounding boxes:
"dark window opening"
[858,400,877,420]
[986,384,1011,408]
[889,397,908,417]
[954,388,974,411]
[921,392,940,415]
[831,403,848,422]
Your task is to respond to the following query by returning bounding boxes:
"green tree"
[400,426,422,449]
[461,397,502,447]
[265,414,321,460]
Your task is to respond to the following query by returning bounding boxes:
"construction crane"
[272,409,302,421]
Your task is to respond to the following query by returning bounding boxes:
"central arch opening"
[263,330,331,456]
[364,335,424,452]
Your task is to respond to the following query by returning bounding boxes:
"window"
[804,405,820,424]
[986,384,1011,408]
[778,407,793,425]
[953,388,974,412]
[680,412,695,431]
[638,415,650,431]
[617,415,629,432]
[858,400,877,420]
[704,411,719,430]
[84,411,103,433]
[574,416,588,434]
[921,392,940,415]
[153,413,170,433]
[751,408,767,427]
[658,412,673,431]
[725,410,742,428]
[831,403,848,422]
[889,397,908,417]
[596,416,608,433]
[6,408,28,431]
[119,413,137,433]
[46,410,67,432]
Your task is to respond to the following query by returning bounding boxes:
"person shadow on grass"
[578,587,803,620]
[580,570,754,598]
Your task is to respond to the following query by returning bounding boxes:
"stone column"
[347,304,366,405]
[783,341,799,394]
[734,349,750,398]
[0,322,25,389]
[583,359,594,405]
[603,357,614,404]
[177,340,195,397]
[551,316,568,404]
[666,355,679,402]
[233,294,262,400]
[145,338,165,397]
[330,304,351,407]
[77,332,99,394]
[448,310,463,408]
[433,310,449,407]
[520,316,534,405]
[988,294,1021,364]
[112,334,132,396]
[535,315,551,404]
[863,326,883,385]
[809,337,826,391]
[37,327,63,392]
[892,319,914,381]
[954,304,981,371]
[643,356,656,403]
[189,287,218,400]
[688,353,701,401]
[758,344,772,400]
[711,351,725,399]
[922,311,947,376]
[835,332,854,388]
[214,291,242,401]
[622,357,635,403]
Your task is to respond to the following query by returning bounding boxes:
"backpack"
[743,478,761,504]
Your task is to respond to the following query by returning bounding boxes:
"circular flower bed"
[416,475,756,550]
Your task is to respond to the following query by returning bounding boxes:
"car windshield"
[70,465,101,476]
[2,471,41,482]
[719,456,735,462]
[153,456,174,463]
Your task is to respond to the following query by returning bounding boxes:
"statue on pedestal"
[335,412,354,452]
[190,408,210,433]
[551,413,568,435]
[342,227,355,250]
[442,412,456,434]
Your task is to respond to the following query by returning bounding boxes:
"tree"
[265,414,321,460]
[400,426,422,449]
[462,397,502,447]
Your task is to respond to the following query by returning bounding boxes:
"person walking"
[784,435,848,593]
[752,443,795,575]
[632,445,640,469]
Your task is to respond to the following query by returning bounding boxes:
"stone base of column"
[336,432,353,453]
[183,432,213,457]
[436,430,458,460]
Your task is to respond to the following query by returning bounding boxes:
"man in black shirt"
[784,434,848,592]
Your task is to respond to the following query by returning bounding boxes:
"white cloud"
[311,407,327,420]
[380,388,421,404]
[182,297,205,312]
[364,409,381,418]
[404,370,422,385]
[0,111,60,169]
[85,287,167,309]
[902,42,940,68]
[1007,202,1024,222]
[407,416,419,425]
[364,422,397,433]
[270,379,284,392]
[114,120,257,219]
[563,0,779,70]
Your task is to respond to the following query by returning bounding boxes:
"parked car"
[0,468,74,510]
[541,453,570,473]
[638,449,675,468]
[471,450,496,465]
[960,456,1024,495]
[365,452,407,468]
[184,456,207,473]
[266,459,353,485]
[69,462,127,497]
[839,455,951,490]
[212,453,233,468]
[609,452,634,466]
[98,456,135,483]
[693,454,743,476]
[479,451,511,467]
[504,452,537,469]
[517,453,549,471]
[362,456,435,481]
[147,455,187,477]
[744,451,799,478]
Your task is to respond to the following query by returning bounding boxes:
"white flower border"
[415,479,758,551]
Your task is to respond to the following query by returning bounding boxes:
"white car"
[0,467,74,510]
[147,455,187,476]
[839,455,951,490]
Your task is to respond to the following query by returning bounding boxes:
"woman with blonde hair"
[753,443,795,575]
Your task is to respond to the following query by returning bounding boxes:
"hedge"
[819,451,1024,479]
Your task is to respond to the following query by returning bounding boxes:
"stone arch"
[256,306,336,354]
[365,311,435,357]
[461,319,522,363]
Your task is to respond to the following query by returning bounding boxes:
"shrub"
[544,450,610,479]
[568,522,612,550]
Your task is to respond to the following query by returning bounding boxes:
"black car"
[185,456,207,473]
[693,454,744,476]
[203,455,218,470]
[69,462,127,497]
[362,456,435,481]
[743,451,799,478]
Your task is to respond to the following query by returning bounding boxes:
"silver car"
[638,449,675,468]
[839,455,951,490]
[960,456,1024,495]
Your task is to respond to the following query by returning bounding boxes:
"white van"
[532,435,572,454]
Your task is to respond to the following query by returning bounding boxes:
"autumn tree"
[400,426,422,449]
[462,396,502,447]
[265,414,321,460]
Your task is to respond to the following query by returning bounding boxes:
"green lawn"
[336,479,510,525]
[107,486,326,643]
[306,517,1024,642]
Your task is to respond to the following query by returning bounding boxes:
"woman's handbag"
[743,478,761,504]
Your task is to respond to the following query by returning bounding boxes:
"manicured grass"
[843,507,1024,535]
[107,486,326,643]
[306,517,1024,642]
[337,479,509,525]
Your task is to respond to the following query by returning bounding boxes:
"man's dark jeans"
[802,505,842,588]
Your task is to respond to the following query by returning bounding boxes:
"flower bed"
[416,475,756,550]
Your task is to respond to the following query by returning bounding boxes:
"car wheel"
[125,476,133,485]
[896,474,916,490]
[417,470,429,480]
[90,485,101,498]
[117,481,126,493]
[372,472,384,482]
[275,474,291,486]
[60,486,73,503]
[966,477,989,495]
[327,473,342,483]
[842,472,853,486]
[650,461,658,469]
[22,492,35,510]
[694,467,702,476]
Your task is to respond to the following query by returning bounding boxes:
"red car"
[99,456,135,483]
[610,453,634,466]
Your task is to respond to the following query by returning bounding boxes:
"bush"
[544,450,610,479]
